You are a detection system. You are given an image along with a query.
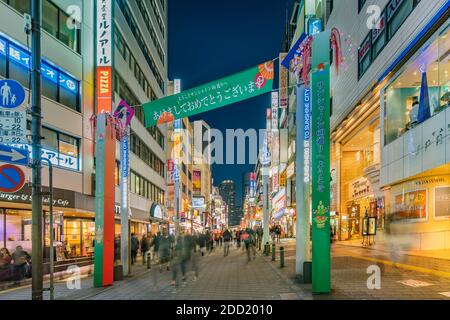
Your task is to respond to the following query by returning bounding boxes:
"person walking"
[152,232,161,263]
[159,233,171,272]
[171,235,188,287]
[11,246,30,281]
[130,233,139,265]
[140,234,149,264]
[223,229,232,257]
[256,225,263,251]
[241,229,251,262]
[236,230,241,248]
[276,224,281,244]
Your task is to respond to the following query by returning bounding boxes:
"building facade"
[325,0,450,251]
[0,0,168,262]
[218,180,237,226]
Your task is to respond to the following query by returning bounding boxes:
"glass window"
[130,171,136,193]
[9,59,29,89]
[59,82,79,111]
[358,34,372,78]
[42,0,58,38]
[384,22,449,145]
[59,133,78,157]
[8,0,30,15]
[42,76,58,101]
[387,0,415,39]
[372,10,386,58]
[42,127,58,150]
[0,39,6,78]
[136,175,141,195]
[59,10,80,53]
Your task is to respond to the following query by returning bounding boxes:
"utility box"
[303,261,312,284]
[114,265,123,281]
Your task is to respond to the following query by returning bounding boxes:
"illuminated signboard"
[96,0,113,113]
[2,38,78,94]
[304,87,311,183]
[192,197,205,208]
[12,144,79,171]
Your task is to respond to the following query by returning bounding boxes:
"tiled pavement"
[265,238,450,300]
[3,239,450,300]
[0,245,308,300]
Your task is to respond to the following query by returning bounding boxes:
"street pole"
[120,129,130,276]
[173,80,181,240]
[31,0,43,301]
[262,165,270,246]
[295,84,311,279]
[41,159,54,300]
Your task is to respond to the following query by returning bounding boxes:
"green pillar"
[311,30,331,294]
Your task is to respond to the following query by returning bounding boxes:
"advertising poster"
[193,170,201,192]
[393,190,427,221]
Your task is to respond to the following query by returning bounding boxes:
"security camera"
[23,13,32,34]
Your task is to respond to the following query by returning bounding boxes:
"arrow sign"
[0,144,29,165]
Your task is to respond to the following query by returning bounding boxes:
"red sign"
[167,159,174,172]
[96,66,113,113]
[0,164,25,193]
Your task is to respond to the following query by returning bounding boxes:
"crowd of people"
[0,246,32,282]
[1,224,276,286]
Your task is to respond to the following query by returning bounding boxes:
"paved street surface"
[0,245,307,300]
[2,239,450,300]
[268,239,450,300]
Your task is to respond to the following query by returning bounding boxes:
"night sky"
[168,0,294,206]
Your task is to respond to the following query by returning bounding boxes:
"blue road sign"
[0,144,29,165]
[0,79,26,109]
[0,164,25,193]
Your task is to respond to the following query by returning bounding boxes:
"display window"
[0,209,32,253]
[384,22,450,145]
[63,218,95,258]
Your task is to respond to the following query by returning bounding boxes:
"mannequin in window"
[409,96,419,128]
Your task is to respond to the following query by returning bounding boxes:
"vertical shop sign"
[96,0,113,114]
[311,67,331,293]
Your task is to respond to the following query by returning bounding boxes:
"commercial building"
[326,0,450,251]
[192,120,212,231]
[0,0,168,262]
[218,180,238,226]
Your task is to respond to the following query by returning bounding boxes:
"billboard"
[193,169,201,192]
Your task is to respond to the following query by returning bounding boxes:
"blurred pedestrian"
[0,248,12,281]
[11,246,30,281]
[223,229,232,257]
[236,230,241,248]
[152,232,161,263]
[256,225,263,250]
[114,235,120,264]
[140,234,149,264]
[159,232,171,272]
[130,233,138,265]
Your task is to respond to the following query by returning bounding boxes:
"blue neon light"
[0,38,6,56]
[0,35,79,95]
[59,72,78,94]
[41,62,58,84]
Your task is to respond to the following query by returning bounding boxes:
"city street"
[2,239,450,300]
[0,244,308,300]
[0,0,449,304]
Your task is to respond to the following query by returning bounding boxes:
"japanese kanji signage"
[143,61,275,127]
[311,66,331,293]
[96,0,113,114]
[0,109,27,144]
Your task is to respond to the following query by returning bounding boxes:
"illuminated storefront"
[380,19,450,251]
